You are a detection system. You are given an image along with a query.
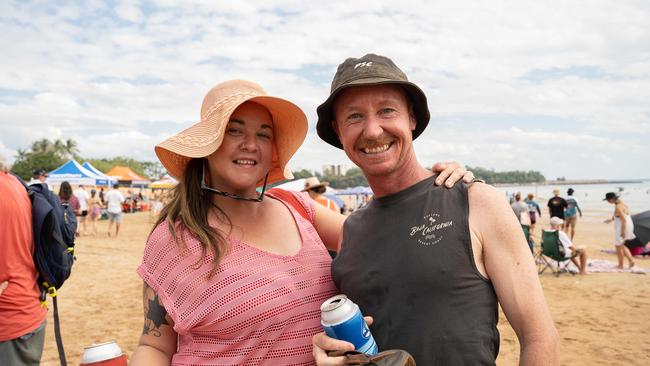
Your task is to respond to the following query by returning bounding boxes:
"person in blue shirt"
[564,188,583,240]
[525,193,542,232]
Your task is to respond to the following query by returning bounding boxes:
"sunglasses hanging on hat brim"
[199,160,268,202]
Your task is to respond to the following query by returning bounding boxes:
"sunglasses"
[200,160,268,202]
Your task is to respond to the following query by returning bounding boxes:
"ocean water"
[496,181,650,218]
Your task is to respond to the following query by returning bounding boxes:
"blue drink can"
[320,294,378,355]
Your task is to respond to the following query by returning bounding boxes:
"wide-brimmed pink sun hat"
[155,80,307,186]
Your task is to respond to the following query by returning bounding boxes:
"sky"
[1,0,649,180]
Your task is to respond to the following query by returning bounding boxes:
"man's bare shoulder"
[466,182,517,238]
[466,182,506,211]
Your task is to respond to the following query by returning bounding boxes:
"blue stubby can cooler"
[320,294,378,355]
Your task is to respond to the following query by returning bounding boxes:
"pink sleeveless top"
[137,191,338,365]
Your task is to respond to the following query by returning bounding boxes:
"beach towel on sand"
[568,257,646,274]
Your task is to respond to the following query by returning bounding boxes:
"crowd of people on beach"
[3,52,648,365]
[510,186,646,274]
[47,178,130,238]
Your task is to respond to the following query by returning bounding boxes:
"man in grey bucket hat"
[316,54,430,149]
[312,54,559,365]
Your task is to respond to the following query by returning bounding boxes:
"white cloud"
[0,0,649,180]
[114,0,144,23]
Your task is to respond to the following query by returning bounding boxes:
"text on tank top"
[332,176,499,365]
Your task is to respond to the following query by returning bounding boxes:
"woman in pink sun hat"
[130,80,471,365]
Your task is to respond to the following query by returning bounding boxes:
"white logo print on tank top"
[409,212,453,246]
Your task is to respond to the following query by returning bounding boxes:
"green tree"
[10,137,162,181]
[321,168,368,189]
[11,138,74,179]
[467,166,545,184]
[63,139,80,159]
[142,161,165,179]
[85,157,150,178]
[292,169,314,179]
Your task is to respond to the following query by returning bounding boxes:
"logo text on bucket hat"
[354,61,373,69]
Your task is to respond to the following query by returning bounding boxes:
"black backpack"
[14,177,76,366]
[27,182,77,293]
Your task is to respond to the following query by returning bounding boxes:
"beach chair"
[521,225,533,253]
[539,230,577,277]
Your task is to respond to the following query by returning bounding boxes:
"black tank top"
[332,176,499,365]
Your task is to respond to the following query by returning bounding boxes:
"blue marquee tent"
[335,185,373,209]
[323,193,346,208]
[336,186,373,195]
[47,160,112,186]
[82,162,118,186]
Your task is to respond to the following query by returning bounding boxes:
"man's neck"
[365,157,433,198]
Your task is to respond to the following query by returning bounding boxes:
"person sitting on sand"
[546,217,588,274]
[624,237,650,257]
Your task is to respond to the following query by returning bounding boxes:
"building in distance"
[322,164,351,177]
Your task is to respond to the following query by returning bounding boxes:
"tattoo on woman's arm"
[142,283,170,337]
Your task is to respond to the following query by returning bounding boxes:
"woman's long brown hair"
[150,158,231,275]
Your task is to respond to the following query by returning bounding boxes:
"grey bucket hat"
[316,53,430,149]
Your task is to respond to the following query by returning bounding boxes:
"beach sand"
[39,211,649,365]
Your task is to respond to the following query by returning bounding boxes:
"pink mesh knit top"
[137,191,337,365]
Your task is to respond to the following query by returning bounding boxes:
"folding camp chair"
[521,225,533,253]
[530,228,547,270]
[538,230,578,276]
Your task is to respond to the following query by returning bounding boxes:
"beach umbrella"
[631,210,650,244]
[150,175,178,189]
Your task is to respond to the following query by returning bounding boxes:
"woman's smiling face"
[206,101,274,196]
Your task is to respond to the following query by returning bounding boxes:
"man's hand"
[0,281,8,296]
[312,316,373,366]
[432,161,475,187]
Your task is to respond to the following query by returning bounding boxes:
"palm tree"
[64,138,79,159]
[32,138,52,153]
[53,139,65,154]
[15,148,29,160]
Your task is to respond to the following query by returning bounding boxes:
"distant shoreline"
[493,179,648,187]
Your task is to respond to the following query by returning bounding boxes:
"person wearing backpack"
[0,160,48,365]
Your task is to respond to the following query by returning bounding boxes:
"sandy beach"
[38,210,649,366]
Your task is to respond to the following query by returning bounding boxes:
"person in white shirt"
[73,185,90,235]
[548,216,588,274]
[105,184,126,237]
[28,169,53,191]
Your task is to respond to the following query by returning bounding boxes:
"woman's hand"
[312,316,373,366]
[431,161,475,187]
[0,281,8,296]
